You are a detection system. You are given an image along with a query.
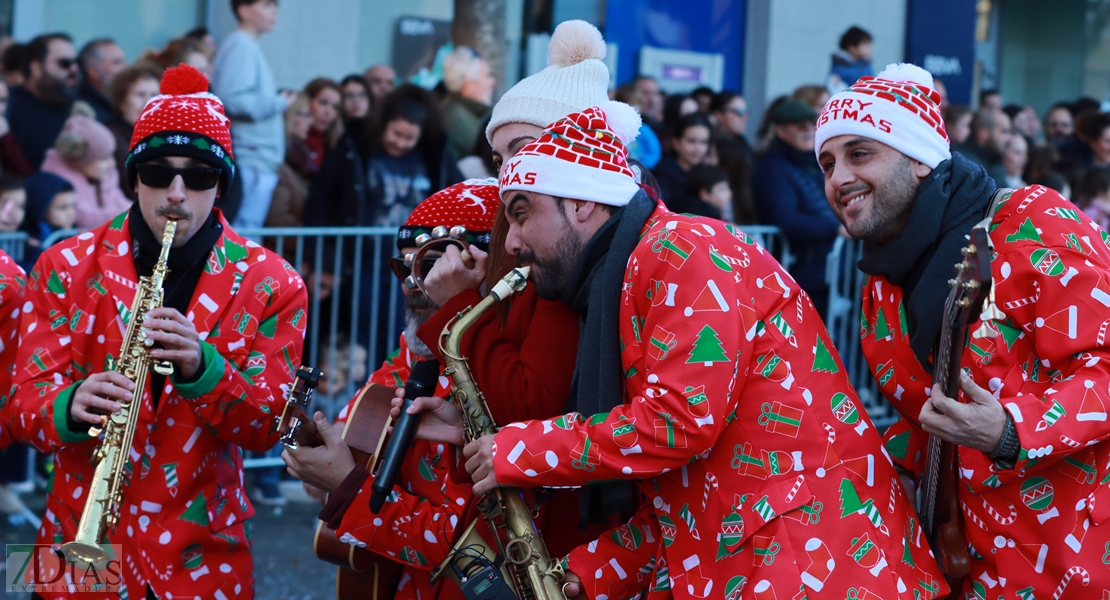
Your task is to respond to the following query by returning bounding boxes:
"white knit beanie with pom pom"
[485,20,611,143]
[499,101,642,207]
[814,62,951,168]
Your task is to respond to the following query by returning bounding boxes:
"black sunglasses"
[389,255,439,282]
[136,164,221,191]
[55,58,77,70]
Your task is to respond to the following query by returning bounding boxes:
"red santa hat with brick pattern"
[397,178,501,251]
[500,101,642,207]
[126,64,235,193]
[814,63,951,169]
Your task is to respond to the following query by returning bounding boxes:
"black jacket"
[306,125,462,228]
[7,85,72,168]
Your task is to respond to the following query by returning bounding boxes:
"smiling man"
[462,101,943,599]
[7,64,306,600]
[816,63,1110,597]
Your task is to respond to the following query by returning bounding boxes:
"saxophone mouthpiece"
[514,265,531,278]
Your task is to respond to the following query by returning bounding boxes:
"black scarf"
[857,153,995,370]
[561,190,657,526]
[130,204,223,406]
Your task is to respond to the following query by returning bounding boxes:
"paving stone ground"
[0,481,337,599]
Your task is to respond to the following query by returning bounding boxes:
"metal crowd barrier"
[0,231,27,261]
[825,236,899,430]
[29,225,898,463]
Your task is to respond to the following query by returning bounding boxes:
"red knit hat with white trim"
[397,178,501,251]
[814,63,950,168]
[126,64,235,193]
[499,101,641,207]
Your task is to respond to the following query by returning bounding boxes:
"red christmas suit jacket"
[0,248,24,449]
[863,185,1110,599]
[331,286,618,600]
[489,205,946,600]
[5,209,307,600]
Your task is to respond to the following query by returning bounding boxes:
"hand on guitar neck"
[281,412,357,494]
[920,371,1007,454]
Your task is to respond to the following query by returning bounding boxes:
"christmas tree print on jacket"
[491,205,944,599]
[5,209,307,600]
[863,185,1110,598]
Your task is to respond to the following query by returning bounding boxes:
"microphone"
[369,359,440,514]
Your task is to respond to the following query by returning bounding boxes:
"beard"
[38,73,78,106]
[518,208,583,301]
[403,291,438,358]
[840,155,919,244]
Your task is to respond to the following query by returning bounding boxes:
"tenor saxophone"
[62,219,177,567]
[430,266,566,599]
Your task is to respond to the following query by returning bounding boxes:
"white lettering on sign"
[399,18,435,36]
[924,55,962,76]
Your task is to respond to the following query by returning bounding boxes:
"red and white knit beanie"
[126,64,235,192]
[499,101,641,207]
[398,178,502,251]
[814,63,950,168]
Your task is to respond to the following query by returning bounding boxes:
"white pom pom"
[548,20,606,67]
[599,101,642,145]
[876,63,935,88]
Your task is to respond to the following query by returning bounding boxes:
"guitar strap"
[972,187,1013,244]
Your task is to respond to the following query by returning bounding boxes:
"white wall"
[763,0,906,100]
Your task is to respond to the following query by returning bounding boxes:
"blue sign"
[604,0,746,91]
[905,0,977,105]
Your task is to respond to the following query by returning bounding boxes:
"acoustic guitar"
[278,370,402,599]
[918,228,992,597]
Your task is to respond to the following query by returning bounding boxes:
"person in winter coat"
[264,93,312,227]
[106,63,162,201]
[5,65,307,600]
[818,62,1110,598]
[653,114,714,217]
[828,26,873,93]
[455,102,945,600]
[19,171,74,270]
[41,112,131,230]
[752,100,840,319]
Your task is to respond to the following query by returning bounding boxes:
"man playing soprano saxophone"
[6,64,307,600]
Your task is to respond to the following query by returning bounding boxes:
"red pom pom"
[160,64,210,96]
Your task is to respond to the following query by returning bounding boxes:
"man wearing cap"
[460,101,944,599]
[7,64,307,600]
[817,63,1110,596]
[752,99,841,320]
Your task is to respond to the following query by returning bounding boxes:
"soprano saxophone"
[430,265,566,599]
[62,219,177,567]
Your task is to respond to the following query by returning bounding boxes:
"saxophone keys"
[153,361,174,376]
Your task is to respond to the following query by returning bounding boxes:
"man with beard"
[7,33,77,168]
[456,101,943,599]
[955,106,1013,187]
[76,38,127,123]
[6,64,307,600]
[816,62,1110,597]
[283,180,506,600]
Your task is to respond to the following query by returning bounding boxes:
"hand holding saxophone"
[141,307,202,379]
[463,435,499,495]
[71,372,136,425]
[423,244,488,306]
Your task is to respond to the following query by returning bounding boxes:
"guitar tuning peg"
[960,247,970,256]
[948,278,957,287]
[980,283,1007,323]
[973,322,999,339]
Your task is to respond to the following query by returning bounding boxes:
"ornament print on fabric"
[863,184,1110,597]
[5,210,306,600]
[488,205,944,599]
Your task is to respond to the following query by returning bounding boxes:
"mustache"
[516,249,536,266]
[157,207,192,220]
[837,184,872,203]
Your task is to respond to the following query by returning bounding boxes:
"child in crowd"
[653,113,713,216]
[0,174,25,232]
[686,164,733,222]
[41,111,130,230]
[1078,166,1110,230]
[21,172,75,270]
